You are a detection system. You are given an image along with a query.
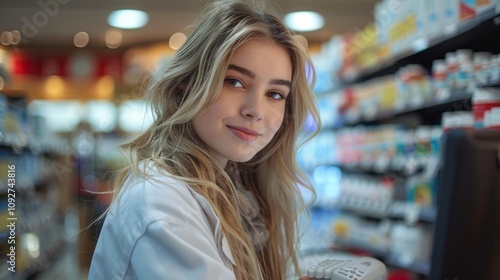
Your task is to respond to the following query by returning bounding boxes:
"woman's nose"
[241,93,264,121]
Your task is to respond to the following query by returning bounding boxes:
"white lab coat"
[88,162,236,280]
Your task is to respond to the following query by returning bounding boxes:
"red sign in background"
[10,51,123,81]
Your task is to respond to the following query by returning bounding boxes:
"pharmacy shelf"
[310,6,500,280]
[334,201,437,223]
[342,8,500,84]
[387,202,437,223]
[335,77,500,129]
[15,238,66,280]
[329,88,473,129]
[0,142,30,154]
[333,161,428,177]
[0,142,74,280]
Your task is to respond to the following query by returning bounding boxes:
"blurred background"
[1,0,500,279]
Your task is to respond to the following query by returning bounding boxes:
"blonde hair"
[112,0,320,279]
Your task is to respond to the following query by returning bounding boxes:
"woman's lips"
[227,125,260,142]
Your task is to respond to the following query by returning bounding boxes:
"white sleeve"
[128,219,236,280]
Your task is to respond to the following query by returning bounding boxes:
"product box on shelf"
[459,0,477,21]
[484,107,500,129]
[476,0,498,14]
[0,92,29,148]
[390,222,433,262]
[441,111,474,131]
[439,0,460,33]
[331,214,392,254]
[423,0,441,40]
[472,87,500,128]
[406,174,439,208]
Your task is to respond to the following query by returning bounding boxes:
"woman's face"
[193,38,292,166]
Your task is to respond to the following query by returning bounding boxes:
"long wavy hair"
[111,0,320,279]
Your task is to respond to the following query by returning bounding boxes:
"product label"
[473,101,500,127]
[460,0,477,20]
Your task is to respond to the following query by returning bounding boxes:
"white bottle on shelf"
[455,49,474,89]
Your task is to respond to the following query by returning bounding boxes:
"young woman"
[88,0,320,279]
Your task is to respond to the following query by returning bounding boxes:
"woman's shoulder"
[91,162,229,279]
[108,161,203,225]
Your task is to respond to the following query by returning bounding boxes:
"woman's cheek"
[269,117,284,134]
[269,106,286,133]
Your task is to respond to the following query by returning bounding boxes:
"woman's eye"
[268,91,286,100]
[225,78,244,88]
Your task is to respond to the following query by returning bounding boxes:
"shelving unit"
[330,88,473,129]
[342,9,500,84]
[0,91,78,280]
[305,6,500,279]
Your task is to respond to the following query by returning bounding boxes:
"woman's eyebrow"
[228,64,255,78]
[271,79,291,89]
[228,64,291,89]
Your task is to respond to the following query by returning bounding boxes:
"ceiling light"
[284,11,324,32]
[10,30,21,45]
[45,75,65,98]
[1,32,12,46]
[96,75,115,99]
[74,31,89,48]
[169,32,187,50]
[105,29,122,49]
[108,9,148,29]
